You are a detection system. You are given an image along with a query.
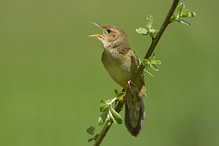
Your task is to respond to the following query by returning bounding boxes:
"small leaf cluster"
[142,53,161,71]
[170,2,196,26]
[138,53,161,79]
[136,15,158,38]
[98,90,125,126]
[87,126,99,142]
[87,91,124,142]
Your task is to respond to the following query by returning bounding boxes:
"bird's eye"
[106,29,112,33]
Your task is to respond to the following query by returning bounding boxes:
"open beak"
[88,22,105,38]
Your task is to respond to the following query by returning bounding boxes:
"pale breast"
[101,49,138,89]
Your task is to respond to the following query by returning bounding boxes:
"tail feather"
[125,78,146,136]
[125,97,145,136]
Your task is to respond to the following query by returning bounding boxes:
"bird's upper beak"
[88,22,105,38]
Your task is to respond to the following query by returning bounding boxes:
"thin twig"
[93,98,124,146]
[133,0,179,83]
[94,0,179,145]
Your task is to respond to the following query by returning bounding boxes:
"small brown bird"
[89,22,146,136]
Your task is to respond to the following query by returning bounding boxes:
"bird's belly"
[102,51,135,89]
[106,63,132,88]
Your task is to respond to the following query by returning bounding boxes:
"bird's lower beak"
[87,34,103,38]
[88,22,104,38]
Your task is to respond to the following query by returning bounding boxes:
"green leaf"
[148,53,155,62]
[115,92,125,101]
[146,16,158,38]
[154,60,161,65]
[98,108,109,126]
[176,19,190,26]
[170,3,196,25]
[183,11,196,18]
[108,110,116,124]
[100,99,109,112]
[87,126,95,136]
[142,59,149,66]
[114,90,125,99]
[100,99,106,104]
[106,120,112,126]
[144,70,155,79]
[88,138,95,142]
[98,117,104,126]
[136,15,158,38]
[109,106,123,124]
[136,27,148,35]
[175,3,184,18]
[182,10,189,17]
[150,64,159,71]
[114,89,118,95]
[147,15,153,27]
[170,15,177,22]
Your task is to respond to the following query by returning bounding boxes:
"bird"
[88,22,146,136]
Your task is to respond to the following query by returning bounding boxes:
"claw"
[128,80,134,92]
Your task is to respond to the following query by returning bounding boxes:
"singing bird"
[89,22,146,136]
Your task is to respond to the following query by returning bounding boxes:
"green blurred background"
[0,0,218,146]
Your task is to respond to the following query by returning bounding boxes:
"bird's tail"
[125,85,146,136]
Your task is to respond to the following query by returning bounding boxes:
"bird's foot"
[128,80,137,92]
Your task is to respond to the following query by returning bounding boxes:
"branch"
[133,0,179,83]
[94,0,179,145]
[93,99,124,146]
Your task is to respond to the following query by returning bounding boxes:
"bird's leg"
[128,80,138,92]
[128,80,133,92]
[127,80,140,101]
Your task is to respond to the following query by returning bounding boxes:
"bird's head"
[88,22,129,49]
